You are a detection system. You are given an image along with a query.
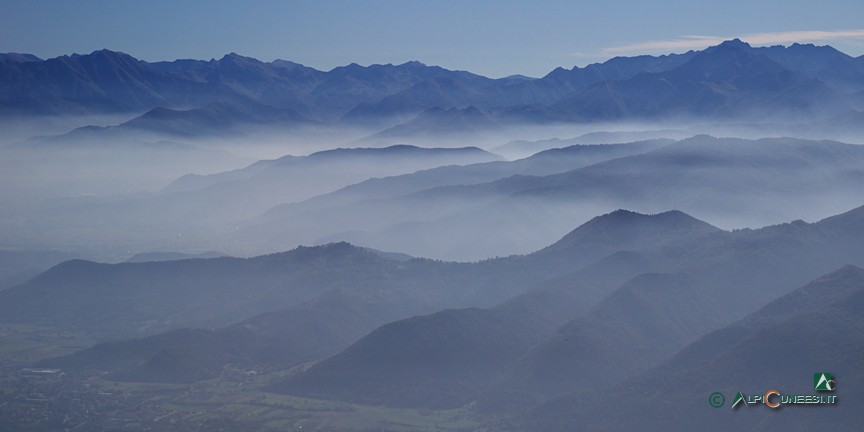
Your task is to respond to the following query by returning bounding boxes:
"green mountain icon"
[731,391,748,409]
[815,373,835,391]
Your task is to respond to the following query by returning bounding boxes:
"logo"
[709,392,725,408]
[719,373,838,412]
[814,373,834,391]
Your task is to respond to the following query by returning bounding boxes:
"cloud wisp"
[598,29,864,57]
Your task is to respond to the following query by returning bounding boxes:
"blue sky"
[2,0,864,77]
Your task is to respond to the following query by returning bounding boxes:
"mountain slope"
[524,265,864,432]
[272,248,661,408]
[273,307,548,408]
[488,205,864,409]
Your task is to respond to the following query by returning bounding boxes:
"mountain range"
[4,39,864,138]
[271,206,864,411]
[239,135,864,259]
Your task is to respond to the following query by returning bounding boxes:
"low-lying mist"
[2,114,864,263]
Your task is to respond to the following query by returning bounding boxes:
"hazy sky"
[2,0,864,77]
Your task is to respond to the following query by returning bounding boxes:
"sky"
[2,0,864,78]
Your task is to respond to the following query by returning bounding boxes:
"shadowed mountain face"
[270,307,551,408]
[269,249,658,408]
[523,265,864,432]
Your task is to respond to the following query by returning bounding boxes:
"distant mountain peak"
[399,60,428,67]
[718,38,752,49]
[543,209,721,254]
[87,48,135,59]
[585,209,700,226]
[218,52,261,64]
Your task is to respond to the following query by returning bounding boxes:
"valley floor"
[0,343,490,432]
